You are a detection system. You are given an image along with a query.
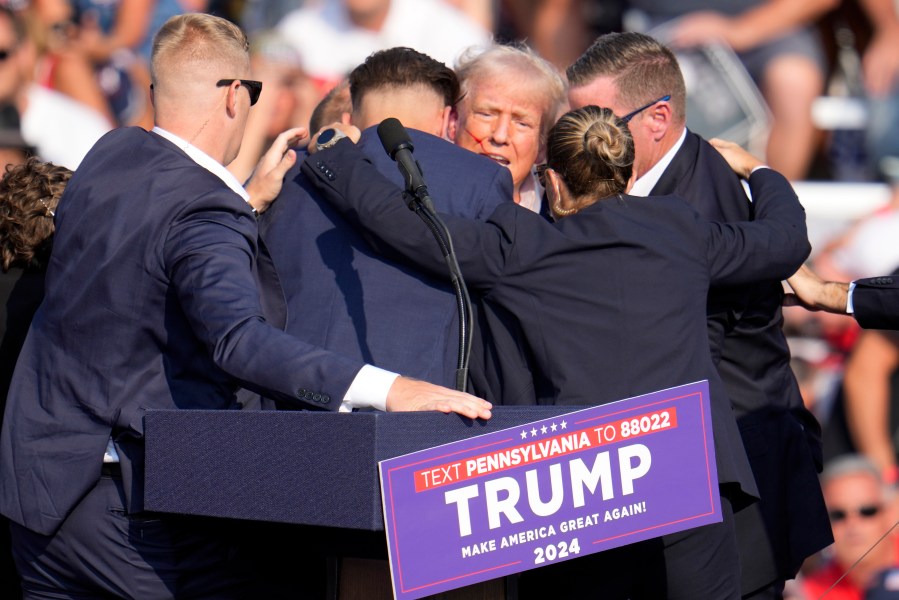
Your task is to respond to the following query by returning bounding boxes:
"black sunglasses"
[621,95,671,123]
[216,79,263,106]
[828,504,882,522]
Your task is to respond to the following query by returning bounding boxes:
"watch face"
[318,128,336,145]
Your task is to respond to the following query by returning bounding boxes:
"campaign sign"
[378,381,720,599]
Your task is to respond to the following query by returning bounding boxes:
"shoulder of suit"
[859,275,897,287]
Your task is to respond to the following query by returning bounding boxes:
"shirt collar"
[517,169,543,214]
[628,128,687,197]
[151,126,250,202]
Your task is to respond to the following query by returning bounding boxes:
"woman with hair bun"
[304,105,810,598]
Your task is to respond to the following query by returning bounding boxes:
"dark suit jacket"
[854,271,899,330]
[260,128,510,389]
[303,140,812,506]
[0,127,365,536]
[651,131,832,584]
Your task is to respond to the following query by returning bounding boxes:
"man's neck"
[630,127,687,197]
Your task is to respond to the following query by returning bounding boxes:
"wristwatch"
[316,128,347,152]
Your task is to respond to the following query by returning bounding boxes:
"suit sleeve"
[705,169,811,285]
[853,274,899,330]
[163,189,363,410]
[302,139,516,294]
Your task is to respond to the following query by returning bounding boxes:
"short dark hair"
[0,157,72,272]
[309,79,351,133]
[567,32,686,123]
[348,47,459,112]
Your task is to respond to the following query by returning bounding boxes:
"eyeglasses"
[828,504,882,522]
[216,79,263,106]
[621,95,671,123]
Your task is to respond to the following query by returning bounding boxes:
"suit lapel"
[649,130,701,196]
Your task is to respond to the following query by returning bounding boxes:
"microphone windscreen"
[377,117,413,160]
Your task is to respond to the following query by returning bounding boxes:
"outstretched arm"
[704,139,811,284]
[301,137,513,293]
[667,0,839,52]
[784,264,850,314]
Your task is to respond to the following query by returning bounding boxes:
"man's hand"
[245,127,307,214]
[709,138,764,179]
[386,376,492,420]
[784,264,850,314]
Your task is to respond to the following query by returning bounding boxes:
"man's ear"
[438,105,452,139]
[647,101,672,140]
[447,106,460,142]
[225,81,240,118]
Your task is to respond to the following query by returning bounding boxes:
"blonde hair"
[546,105,633,201]
[455,43,567,139]
[150,14,250,89]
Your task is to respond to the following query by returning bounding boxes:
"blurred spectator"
[240,0,300,34]
[444,0,494,32]
[276,0,490,95]
[843,327,899,484]
[859,0,899,203]
[801,454,899,600]
[228,29,320,182]
[495,0,625,69]
[0,103,33,172]
[26,0,116,126]
[71,0,203,64]
[626,0,839,181]
[63,0,208,128]
[0,5,110,169]
[450,43,566,213]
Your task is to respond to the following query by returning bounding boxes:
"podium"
[143,406,579,598]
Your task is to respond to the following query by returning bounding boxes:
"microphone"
[376,118,472,393]
[377,118,434,211]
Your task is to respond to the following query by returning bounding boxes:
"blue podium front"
[143,406,579,531]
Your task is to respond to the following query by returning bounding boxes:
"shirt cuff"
[847,281,856,314]
[340,364,398,412]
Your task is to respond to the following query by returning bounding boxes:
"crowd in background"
[1,0,899,598]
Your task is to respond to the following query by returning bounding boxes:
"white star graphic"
[530,427,538,437]
[541,425,548,434]
[560,420,568,430]
[550,422,558,432]
[520,430,528,440]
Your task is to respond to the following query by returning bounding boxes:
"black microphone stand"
[403,188,473,393]
[378,118,474,392]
